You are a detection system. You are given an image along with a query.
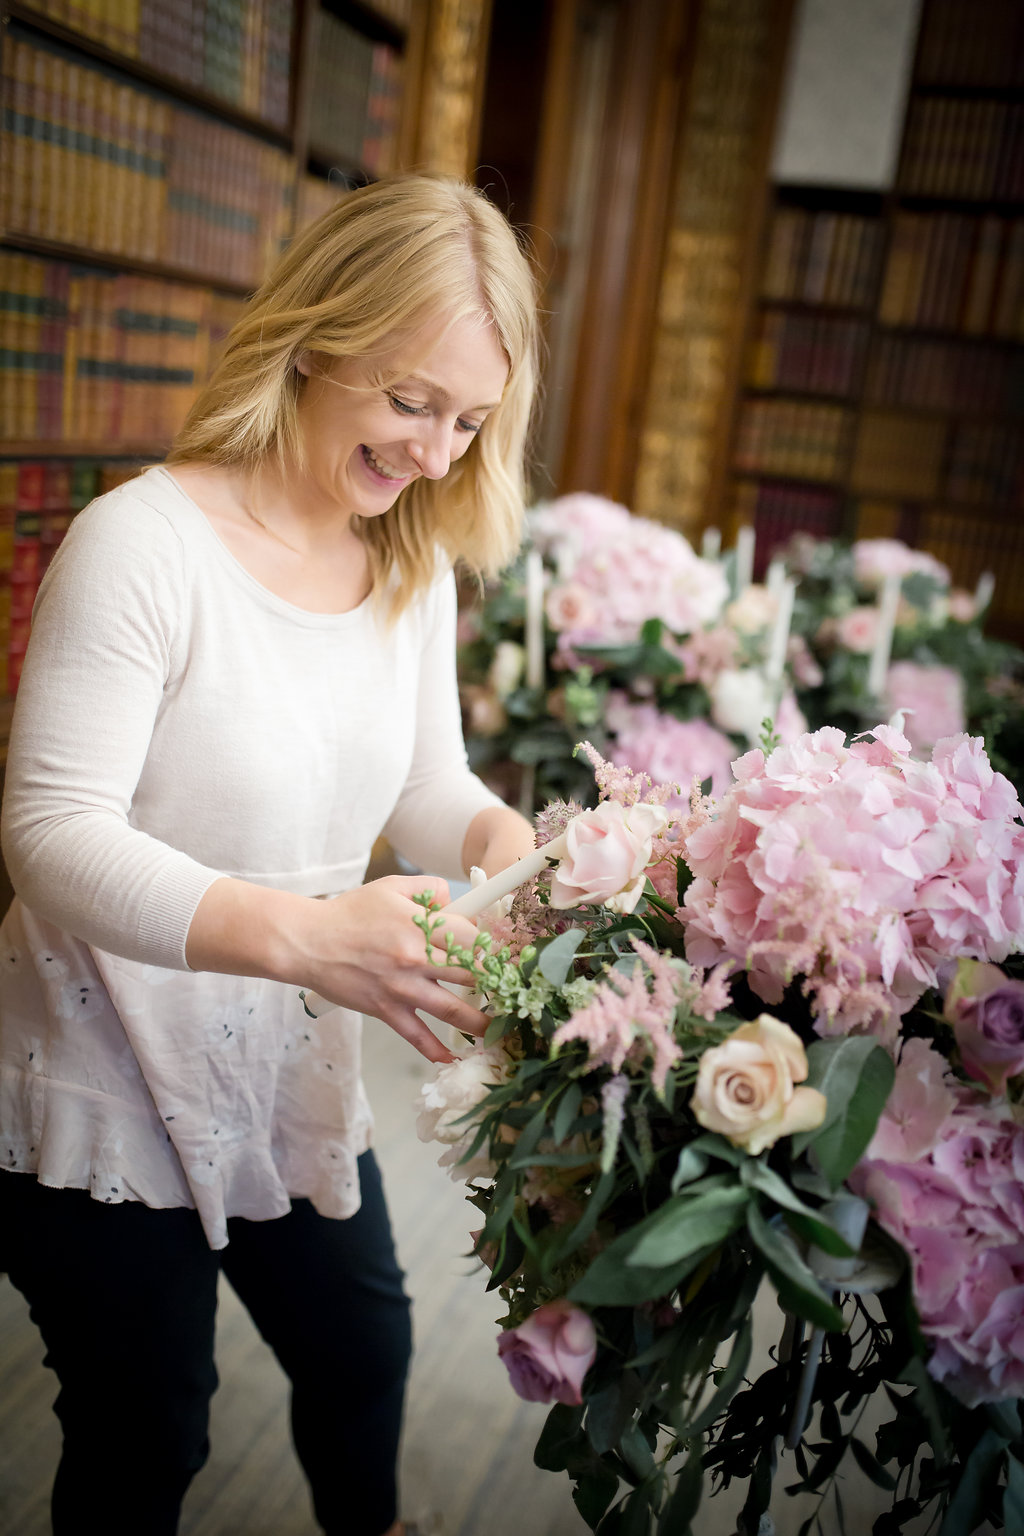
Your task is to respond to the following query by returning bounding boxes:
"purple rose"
[945,959,1024,1095]
[497,1300,596,1406]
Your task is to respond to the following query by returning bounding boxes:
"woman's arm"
[184,872,488,1064]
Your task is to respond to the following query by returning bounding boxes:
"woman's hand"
[186,873,486,1064]
[304,876,486,1063]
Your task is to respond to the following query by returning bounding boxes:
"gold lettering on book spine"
[416,0,489,178]
[634,0,780,538]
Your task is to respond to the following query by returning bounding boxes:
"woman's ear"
[295,350,313,377]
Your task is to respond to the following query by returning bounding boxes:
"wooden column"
[632,0,794,537]
[410,0,494,177]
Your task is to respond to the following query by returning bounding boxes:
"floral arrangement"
[780,534,1024,792]
[457,493,810,811]
[458,504,1024,813]
[416,729,1024,1535]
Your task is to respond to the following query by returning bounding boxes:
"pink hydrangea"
[674,727,1024,1042]
[884,662,966,754]
[528,494,728,653]
[605,694,737,801]
[853,539,950,591]
[851,1039,1024,1406]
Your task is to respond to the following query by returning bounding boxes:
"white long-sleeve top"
[0,466,504,1246]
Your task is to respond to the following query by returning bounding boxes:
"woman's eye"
[457,419,482,435]
[387,393,425,416]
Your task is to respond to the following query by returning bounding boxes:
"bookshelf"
[723,0,1024,642]
[0,0,432,742]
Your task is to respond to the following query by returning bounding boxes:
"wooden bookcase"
[0,0,428,741]
[722,0,1024,642]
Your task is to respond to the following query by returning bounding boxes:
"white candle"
[867,572,902,701]
[974,571,995,615]
[701,526,721,560]
[298,830,573,1020]
[524,548,545,690]
[734,526,755,596]
[765,577,796,684]
[765,557,786,596]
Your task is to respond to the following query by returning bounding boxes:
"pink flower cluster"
[851,1038,1024,1406]
[551,938,684,1094]
[884,661,966,753]
[677,726,1024,1043]
[853,538,950,591]
[528,493,728,658]
[604,693,737,802]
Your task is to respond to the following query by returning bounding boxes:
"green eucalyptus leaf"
[671,1145,710,1191]
[569,1239,717,1307]
[534,1402,585,1472]
[628,1186,749,1269]
[747,1203,844,1333]
[553,1081,584,1147]
[658,1442,703,1536]
[537,927,586,985]
[684,1314,753,1438]
[1004,1451,1024,1533]
[573,1462,621,1532]
[795,1037,894,1190]
[938,1428,1006,1536]
[739,1161,855,1255]
[619,1420,655,1481]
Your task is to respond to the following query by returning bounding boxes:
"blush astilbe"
[550,937,685,1095]
[675,726,1024,1041]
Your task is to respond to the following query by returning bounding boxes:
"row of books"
[308,12,403,177]
[726,480,844,572]
[915,0,1024,90]
[1,32,294,286]
[761,208,882,310]
[746,312,869,398]
[733,399,850,483]
[0,456,146,693]
[917,508,1023,633]
[899,97,1024,203]
[0,250,245,444]
[295,173,348,235]
[21,0,295,129]
[945,420,1023,507]
[878,214,1024,339]
[863,334,1024,418]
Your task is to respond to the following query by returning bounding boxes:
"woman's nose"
[408,421,455,480]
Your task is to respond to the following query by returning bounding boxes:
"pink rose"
[836,605,879,654]
[549,800,670,914]
[545,581,597,633]
[691,1014,827,1155]
[497,1300,597,1405]
[948,589,976,624]
[944,958,1024,1095]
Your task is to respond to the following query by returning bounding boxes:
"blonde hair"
[169,174,539,616]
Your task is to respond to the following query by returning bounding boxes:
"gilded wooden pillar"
[412,0,493,177]
[633,0,792,538]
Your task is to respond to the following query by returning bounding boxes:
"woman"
[0,174,539,1536]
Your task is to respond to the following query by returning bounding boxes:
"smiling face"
[294,310,510,522]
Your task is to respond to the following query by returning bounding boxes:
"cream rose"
[691,1015,826,1155]
[548,800,670,914]
[488,640,526,700]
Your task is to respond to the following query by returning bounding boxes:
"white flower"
[710,668,771,744]
[416,1044,516,1147]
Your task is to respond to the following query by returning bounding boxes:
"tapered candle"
[701,526,721,560]
[765,558,786,596]
[299,832,572,1020]
[524,548,545,690]
[765,577,796,684]
[867,572,902,700]
[734,526,755,595]
[974,571,995,615]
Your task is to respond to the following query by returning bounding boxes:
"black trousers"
[0,1151,412,1536]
